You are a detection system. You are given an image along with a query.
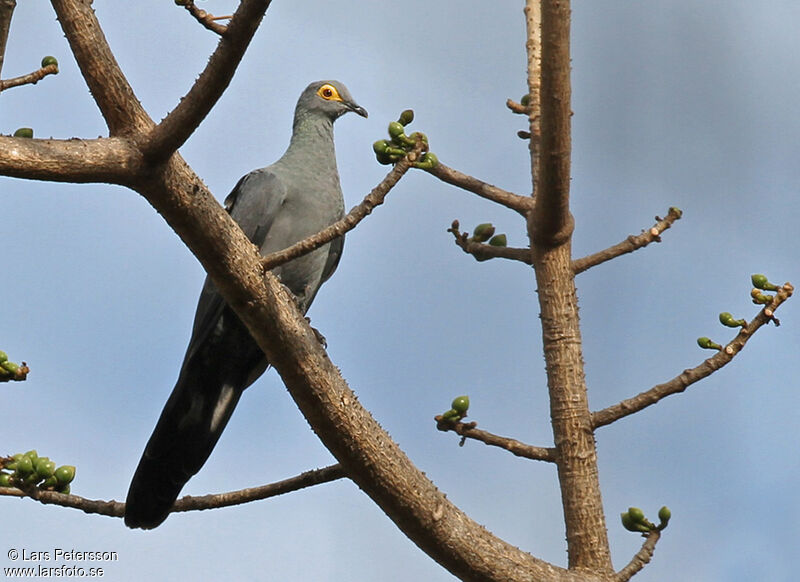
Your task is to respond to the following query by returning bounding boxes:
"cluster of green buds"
[750,273,780,305]
[0,450,75,494]
[697,273,786,350]
[440,395,470,423]
[620,505,671,534]
[0,350,29,382]
[373,110,438,169]
[470,223,507,248]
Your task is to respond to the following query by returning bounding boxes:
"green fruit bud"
[398,109,414,126]
[407,131,428,145]
[24,450,38,461]
[41,56,58,68]
[13,127,33,138]
[621,512,650,533]
[373,139,389,155]
[451,395,470,415]
[472,223,495,243]
[15,455,34,476]
[751,273,779,292]
[57,484,71,495]
[388,121,405,140]
[441,408,461,422]
[0,351,7,363]
[54,465,76,485]
[719,312,746,328]
[414,151,438,170]
[750,288,773,305]
[488,234,507,247]
[627,507,646,524]
[41,476,58,489]
[658,505,671,524]
[34,458,56,480]
[697,337,722,350]
[1,361,19,374]
[0,472,13,487]
[520,94,531,107]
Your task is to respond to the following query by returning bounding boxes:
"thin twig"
[615,530,661,582]
[426,162,532,215]
[178,0,229,35]
[435,417,556,462]
[0,464,346,519]
[447,219,532,264]
[572,207,683,275]
[0,63,58,92]
[261,145,422,271]
[592,283,794,428]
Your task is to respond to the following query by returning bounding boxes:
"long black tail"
[124,368,244,529]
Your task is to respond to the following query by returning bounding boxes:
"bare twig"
[0,464,346,519]
[178,0,230,35]
[426,162,532,215]
[592,283,794,429]
[261,145,422,271]
[435,417,556,462]
[447,219,532,264]
[140,0,273,161]
[615,530,661,582]
[572,207,683,275]
[0,63,58,92]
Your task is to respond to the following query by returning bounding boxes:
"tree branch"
[447,219,532,264]
[435,418,556,462]
[572,207,683,275]
[614,531,661,582]
[0,136,142,183]
[178,0,230,35]
[524,0,542,188]
[592,283,794,429]
[139,0,273,162]
[426,161,532,214]
[0,63,58,92]
[0,464,346,519]
[0,0,15,80]
[51,0,151,135]
[261,146,420,271]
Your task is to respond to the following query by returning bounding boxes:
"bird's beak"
[348,102,368,118]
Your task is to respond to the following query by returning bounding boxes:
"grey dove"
[125,80,367,529]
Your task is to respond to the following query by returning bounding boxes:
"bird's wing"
[184,170,287,360]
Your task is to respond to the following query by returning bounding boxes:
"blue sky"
[1,1,798,580]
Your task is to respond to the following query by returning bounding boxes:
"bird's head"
[296,80,368,122]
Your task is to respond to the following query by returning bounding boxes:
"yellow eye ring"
[317,83,343,102]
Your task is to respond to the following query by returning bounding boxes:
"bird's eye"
[317,83,342,102]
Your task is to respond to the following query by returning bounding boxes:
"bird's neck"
[279,114,338,172]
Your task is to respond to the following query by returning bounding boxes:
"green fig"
[451,395,470,415]
[441,409,461,422]
[697,337,722,350]
[57,483,70,495]
[750,289,773,305]
[719,312,746,328]
[15,455,33,476]
[627,507,646,524]
[620,511,650,533]
[388,121,405,140]
[751,274,779,292]
[41,56,58,69]
[520,94,531,107]
[373,139,389,155]
[40,475,58,489]
[0,350,7,363]
[658,505,671,524]
[1,360,19,374]
[488,234,507,247]
[471,223,495,243]
[34,457,56,480]
[24,450,38,461]
[414,151,438,170]
[0,472,13,487]
[13,127,33,138]
[398,109,414,126]
[54,465,76,485]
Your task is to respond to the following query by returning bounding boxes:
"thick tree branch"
[592,283,793,429]
[427,161,532,214]
[572,207,683,275]
[262,146,420,271]
[524,0,542,188]
[0,0,15,80]
[614,531,661,582]
[51,0,151,135]
[529,0,573,247]
[0,136,142,183]
[0,464,346,519]
[139,0,272,161]
[435,418,557,462]
[447,219,533,264]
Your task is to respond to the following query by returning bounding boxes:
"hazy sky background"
[1,1,798,580]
